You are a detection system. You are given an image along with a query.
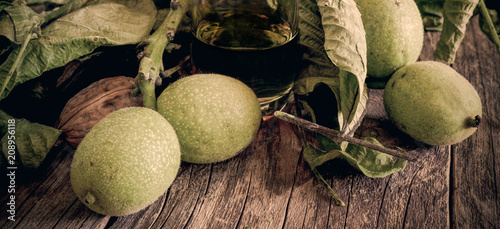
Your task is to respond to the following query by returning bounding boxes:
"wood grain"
[450,16,500,228]
[0,16,498,229]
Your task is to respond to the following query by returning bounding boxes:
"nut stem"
[468,115,481,128]
[85,192,96,205]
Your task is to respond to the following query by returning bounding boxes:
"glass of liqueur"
[190,0,300,115]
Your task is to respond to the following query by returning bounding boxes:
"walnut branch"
[135,0,190,110]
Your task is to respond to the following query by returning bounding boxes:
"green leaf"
[295,0,342,130]
[0,2,13,10]
[434,0,479,63]
[318,0,367,136]
[340,137,407,178]
[41,0,156,42]
[479,3,500,52]
[302,128,343,170]
[339,71,368,138]
[0,110,61,169]
[294,77,340,98]
[480,8,500,36]
[43,0,91,23]
[27,0,70,5]
[303,146,341,170]
[44,0,159,24]
[297,0,339,81]
[303,135,406,178]
[0,3,44,43]
[415,0,446,30]
[295,0,367,136]
[291,0,406,180]
[294,78,341,129]
[0,0,157,100]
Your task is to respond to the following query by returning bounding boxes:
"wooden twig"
[274,111,417,162]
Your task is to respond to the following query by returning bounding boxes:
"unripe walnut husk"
[57,76,143,148]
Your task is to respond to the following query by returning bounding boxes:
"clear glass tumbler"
[190,0,300,115]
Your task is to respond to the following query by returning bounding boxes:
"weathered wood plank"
[450,16,500,228]
[158,164,213,228]
[1,144,72,228]
[400,146,450,228]
[336,94,449,229]
[377,24,450,229]
[0,14,498,229]
[182,156,251,228]
[229,119,302,229]
[374,147,448,229]
[54,200,110,229]
[0,144,112,229]
[282,165,327,228]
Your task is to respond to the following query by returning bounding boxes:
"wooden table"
[1,16,499,228]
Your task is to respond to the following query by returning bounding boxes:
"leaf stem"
[478,0,500,56]
[274,111,417,162]
[136,0,190,110]
[290,108,345,207]
[312,168,345,206]
[0,24,36,98]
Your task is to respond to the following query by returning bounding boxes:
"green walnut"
[355,0,424,88]
[383,61,482,145]
[71,107,181,216]
[157,74,262,164]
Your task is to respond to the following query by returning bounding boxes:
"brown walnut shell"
[57,76,143,148]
